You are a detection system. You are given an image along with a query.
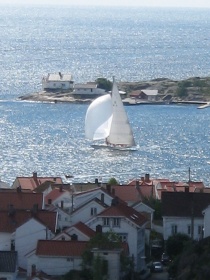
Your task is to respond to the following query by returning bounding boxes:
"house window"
[118,234,128,242]
[58,214,61,220]
[11,239,15,251]
[91,207,97,216]
[171,225,177,235]
[103,218,110,226]
[187,225,191,235]
[113,218,120,227]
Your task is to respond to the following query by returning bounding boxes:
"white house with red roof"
[0,209,57,270]
[70,196,109,226]
[45,186,73,213]
[64,221,95,241]
[26,240,89,277]
[86,199,148,272]
[15,211,57,270]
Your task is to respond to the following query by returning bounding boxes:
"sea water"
[0,5,210,185]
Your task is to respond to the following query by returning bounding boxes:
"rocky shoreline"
[19,76,210,104]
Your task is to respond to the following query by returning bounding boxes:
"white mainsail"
[85,94,113,140]
[106,77,136,147]
[85,77,135,148]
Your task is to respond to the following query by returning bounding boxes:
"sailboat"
[85,77,136,149]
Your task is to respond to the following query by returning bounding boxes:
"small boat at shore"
[197,102,210,109]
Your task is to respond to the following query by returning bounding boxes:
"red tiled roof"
[98,202,147,226]
[45,188,67,204]
[0,192,43,210]
[0,210,57,233]
[110,184,154,203]
[15,176,63,191]
[36,240,88,256]
[72,221,95,238]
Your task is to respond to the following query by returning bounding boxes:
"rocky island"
[19,76,210,104]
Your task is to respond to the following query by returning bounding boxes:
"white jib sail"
[106,78,136,147]
[85,94,113,140]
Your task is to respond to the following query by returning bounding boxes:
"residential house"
[73,82,106,98]
[86,200,148,272]
[130,90,158,101]
[162,191,210,241]
[47,204,71,231]
[92,248,122,280]
[44,186,73,213]
[42,72,74,91]
[0,210,57,270]
[73,187,114,209]
[63,221,95,241]
[69,197,109,226]
[0,251,18,280]
[12,172,63,192]
[26,240,89,277]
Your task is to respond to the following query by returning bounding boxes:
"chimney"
[145,173,150,182]
[185,185,189,193]
[33,172,37,180]
[95,178,99,185]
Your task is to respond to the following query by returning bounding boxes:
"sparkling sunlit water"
[0,6,210,185]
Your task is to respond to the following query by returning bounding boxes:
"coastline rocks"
[19,76,210,103]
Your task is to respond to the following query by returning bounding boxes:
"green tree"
[166,233,191,258]
[108,177,118,185]
[142,196,162,220]
[96,78,112,91]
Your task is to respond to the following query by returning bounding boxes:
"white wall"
[15,218,54,269]
[0,232,12,251]
[163,216,204,240]
[87,217,146,272]
[203,206,210,238]
[74,189,112,209]
[70,200,106,225]
[28,255,82,276]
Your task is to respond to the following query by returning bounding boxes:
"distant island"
[19,76,210,104]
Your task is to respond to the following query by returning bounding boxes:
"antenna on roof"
[188,167,191,183]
